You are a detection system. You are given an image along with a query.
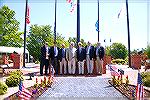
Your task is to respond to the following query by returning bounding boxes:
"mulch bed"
[4,82,53,100]
[108,80,150,99]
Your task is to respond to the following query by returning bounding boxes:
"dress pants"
[96,57,103,74]
[86,55,93,74]
[40,59,49,75]
[52,57,59,75]
[78,61,84,74]
[60,58,67,74]
[68,58,76,74]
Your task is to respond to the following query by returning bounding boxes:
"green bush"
[146,46,150,59]
[5,70,23,87]
[141,72,150,87]
[143,77,150,87]
[111,59,126,65]
[0,81,8,95]
[9,70,23,76]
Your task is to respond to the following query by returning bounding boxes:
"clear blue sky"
[1,0,150,50]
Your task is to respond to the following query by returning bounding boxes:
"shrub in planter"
[143,77,150,87]
[112,59,125,65]
[0,81,8,95]
[10,70,23,76]
[6,75,21,87]
[141,72,150,87]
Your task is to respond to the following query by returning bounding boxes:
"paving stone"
[38,76,127,100]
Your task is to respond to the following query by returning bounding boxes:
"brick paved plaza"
[38,76,128,100]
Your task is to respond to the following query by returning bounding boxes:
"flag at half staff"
[95,20,99,32]
[18,80,32,100]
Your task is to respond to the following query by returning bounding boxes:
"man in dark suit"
[59,43,67,75]
[76,42,86,75]
[50,42,60,75]
[40,42,50,76]
[85,41,95,75]
[95,42,105,75]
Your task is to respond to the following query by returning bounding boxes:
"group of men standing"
[40,41,104,76]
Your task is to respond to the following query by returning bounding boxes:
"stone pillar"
[93,55,111,75]
[131,54,141,69]
[13,54,23,69]
[103,55,111,74]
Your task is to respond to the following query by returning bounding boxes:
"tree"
[27,25,53,61]
[0,5,22,47]
[110,43,128,59]
[68,37,87,47]
[27,24,69,61]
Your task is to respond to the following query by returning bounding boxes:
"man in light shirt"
[85,41,95,75]
[66,42,77,75]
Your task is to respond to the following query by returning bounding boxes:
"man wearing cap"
[85,41,95,75]
[76,42,86,75]
[50,42,60,75]
[59,43,67,75]
[66,42,77,75]
[40,42,50,76]
[95,42,105,75]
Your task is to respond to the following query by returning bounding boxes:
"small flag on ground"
[109,65,120,76]
[136,73,144,100]
[18,80,32,100]
[95,20,99,32]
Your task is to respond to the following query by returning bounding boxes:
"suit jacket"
[58,48,66,61]
[40,45,50,61]
[49,46,60,60]
[66,47,76,61]
[85,45,95,60]
[94,46,105,59]
[76,47,86,61]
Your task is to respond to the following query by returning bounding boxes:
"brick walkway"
[38,76,127,100]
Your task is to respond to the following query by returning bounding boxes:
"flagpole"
[23,0,28,67]
[147,1,149,47]
[126,0,131,67]
[98,0,99,42]
[54,0,57,43]
[77,0,80,44]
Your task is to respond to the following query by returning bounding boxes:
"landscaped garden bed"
[108,75,150,99]
[4,76,53,100]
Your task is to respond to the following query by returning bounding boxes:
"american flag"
[67,0,72,3]
[26,5,30,24]
[136,73,144,100]
[66,0,77,14]
[109,65,120,76]
[18,81,32,100]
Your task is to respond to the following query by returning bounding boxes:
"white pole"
[147,0,149,47]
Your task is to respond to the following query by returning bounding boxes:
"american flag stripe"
[136,73,144,100]
[18,94,30,100]
[109,65,120,76]
[26,5,30,24]
[67,0,72,3]
[18,81,32,100]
